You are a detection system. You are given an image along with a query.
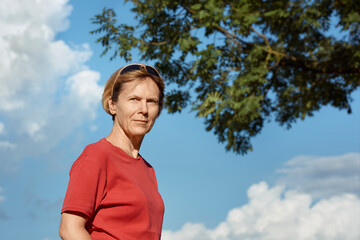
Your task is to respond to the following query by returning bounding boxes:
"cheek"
[119,103,134,115]
[150,107,160,118]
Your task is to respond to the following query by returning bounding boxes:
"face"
[109,78,160,139]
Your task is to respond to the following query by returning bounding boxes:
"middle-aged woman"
[59,63,165,240]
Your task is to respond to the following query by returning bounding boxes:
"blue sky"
[0,0,359,239]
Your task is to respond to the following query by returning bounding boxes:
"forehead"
[120,78,160,97]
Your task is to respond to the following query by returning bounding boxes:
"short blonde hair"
[102,66,165,119]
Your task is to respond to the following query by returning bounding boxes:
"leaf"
[191,3,202,11]
[91,0,360,155]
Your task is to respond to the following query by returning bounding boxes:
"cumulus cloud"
[0,141,17,150]
[0,0,103,170]
[163,153,360,240]
[65,70,103,118]
[163,182,360,240]
[277,153,360,198]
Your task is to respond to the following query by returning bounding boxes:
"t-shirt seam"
[61,205,92,218]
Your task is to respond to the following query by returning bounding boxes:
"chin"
[131,128,150,137]
[128,123,154,136]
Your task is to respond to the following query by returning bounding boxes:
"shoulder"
[71,139,109,170]
[82,138,108,157]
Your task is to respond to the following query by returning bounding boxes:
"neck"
[106,125,144,159]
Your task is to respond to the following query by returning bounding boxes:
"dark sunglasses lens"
[120,64,160,77]
[120,65,141,75]
[146,66,160,77]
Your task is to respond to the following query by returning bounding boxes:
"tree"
[91,0,360,154]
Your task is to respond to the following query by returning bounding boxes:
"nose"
[139,100,148,115]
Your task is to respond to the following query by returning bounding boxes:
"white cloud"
[163,154,360,240]
[0,141,17,150]
[277,153,360,198]
[163,182,360,240]
[66,70,103,118]
[0,0,103,169]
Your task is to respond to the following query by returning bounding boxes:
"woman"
[59,63,165,240]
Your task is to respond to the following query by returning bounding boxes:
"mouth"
[134,120,148,124]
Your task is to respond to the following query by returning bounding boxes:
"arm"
[59,212,92,240]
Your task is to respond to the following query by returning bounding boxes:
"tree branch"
[149,41,168,45]
[282,59,360,74]
[184,6,248,49]
[250,26,297,61]
[213,24,249,49]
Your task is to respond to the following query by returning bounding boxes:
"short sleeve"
[61,148,107,218]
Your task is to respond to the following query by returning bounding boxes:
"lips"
[133,120,148,124]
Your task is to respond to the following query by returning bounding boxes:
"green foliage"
[91,0,360,155]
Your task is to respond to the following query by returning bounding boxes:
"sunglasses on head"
[111,63,161,97]
[119,63,161,78]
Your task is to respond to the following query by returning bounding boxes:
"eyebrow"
[128,94,159,101]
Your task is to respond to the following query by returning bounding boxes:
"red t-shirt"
[61,138,164,240]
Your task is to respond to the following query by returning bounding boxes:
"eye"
[147,99,158,104]
[129,97,140,101]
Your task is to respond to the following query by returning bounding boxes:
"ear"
[108,97,116,115]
